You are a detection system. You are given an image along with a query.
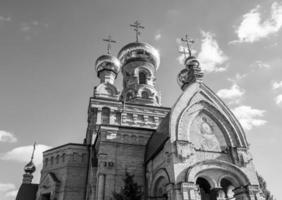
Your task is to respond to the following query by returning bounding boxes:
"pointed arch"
[169,82,248,148]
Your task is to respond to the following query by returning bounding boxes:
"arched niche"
[150,168,170,198]
[177,101,242,149]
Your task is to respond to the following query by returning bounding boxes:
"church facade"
[17,27,265,200]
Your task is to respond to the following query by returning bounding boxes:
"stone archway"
[186,160,250,186]
[184,160,252,200]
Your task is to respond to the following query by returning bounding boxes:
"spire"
[177,34,204,90]
[22,142,36,184]
[130,20,144,42]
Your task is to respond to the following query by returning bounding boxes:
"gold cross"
[130,20,145,42]
[181,34,195,57]
[103,35,116,54]
[31,141,36,162]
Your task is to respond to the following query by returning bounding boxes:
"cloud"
[275,94,282,105]
[272,81,282,90]
[0,144,51,165]
[232,2,282,43]
[251,60,271,69]
[198,31,228,73]
[217,84,245,104]
[0,130,17,143]
[5,190,18,198]
[0,183,17,200]
[0,16,11,22]
[0,183,15,192]
[154,33,161,41]
[19,20,48,40]
[231,105,267,130]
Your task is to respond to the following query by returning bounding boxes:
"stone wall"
[38,143,89,200]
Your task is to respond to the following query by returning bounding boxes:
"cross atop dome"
[103,35,116,54]
[130,20,144,42]
[181,34,195,57]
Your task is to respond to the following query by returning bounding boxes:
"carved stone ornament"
[175,140,195,160]
[237,148,253,167]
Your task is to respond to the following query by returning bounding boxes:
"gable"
[170,82,248,148]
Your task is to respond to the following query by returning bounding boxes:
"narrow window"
[139,71,147,84]
[102,107,110,124]
[126,92,133,101]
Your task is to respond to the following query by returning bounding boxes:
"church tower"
[119,21,161,106]
[30,27,266,200]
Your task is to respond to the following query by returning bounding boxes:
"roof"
[16,183,38,200]
[145,113,170,163]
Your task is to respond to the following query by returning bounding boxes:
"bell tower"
[118,21,161,106]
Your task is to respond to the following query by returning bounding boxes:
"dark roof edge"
[145,137,169,164]
[44,143,86,153]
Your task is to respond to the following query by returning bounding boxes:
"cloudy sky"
[0,0,282,199]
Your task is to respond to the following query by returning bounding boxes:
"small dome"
[24,161,36,174]
[184,56,200,68]
[117,42,160,69]
[95,54,121,75]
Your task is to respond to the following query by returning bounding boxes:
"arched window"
[139,71,147,84]
[126,92,133,101]
[102,107,110,124]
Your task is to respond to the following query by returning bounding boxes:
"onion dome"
[24,160,36,174]
[117,42,160,69]
[95,54,121,78]
[178,56,204,90]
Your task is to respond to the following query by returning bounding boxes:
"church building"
[16,22,265,200]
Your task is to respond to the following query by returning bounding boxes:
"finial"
[181,34,194,57]
[130,20,144,42]
[23,142,36,183]
[103,35,116,54]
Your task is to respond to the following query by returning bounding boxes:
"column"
[97,174,105,200]
[166,183,174,200]
[210,188,225,200]
[181,182,199,200]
